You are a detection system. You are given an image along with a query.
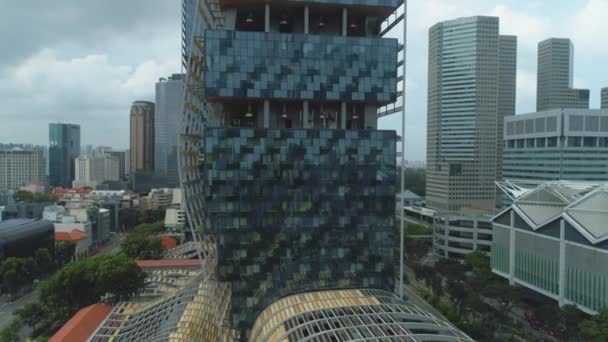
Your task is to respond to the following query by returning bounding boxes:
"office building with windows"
[73,155,120,189]
[602,87,608,109]
[537,38,589,111]
[0,146,46,191]
[130,101,155,173]
[155,74,184,186]
[493,181,608,314]
[49,123,80,188]
[503,108,608,182]
[180,0,407,335]
[105,149,130,179]
[426,16,517,212]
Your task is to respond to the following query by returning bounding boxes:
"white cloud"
[490,4,552,54]
[573,0,608,53]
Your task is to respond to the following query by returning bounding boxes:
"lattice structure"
[250,289,475,341]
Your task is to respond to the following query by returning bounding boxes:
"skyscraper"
[602,87,608,109]
[426,16,517,212]
[49,123,80,188]
[129,101,155,174]
[181,0,401,333]
[536,38,589,111]
[105,149,130,179]
[155,74,184,186]
[73,155,120,188]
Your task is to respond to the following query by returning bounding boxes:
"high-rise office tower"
[155,74,184,186]
[181,0,402,334]
[426,16,517,212]
[105,149,130,179]
[0,145,46,191]
[49,123,80,188]
[602,87,608,109]
[129,101,155,174]
[537,38,589,111]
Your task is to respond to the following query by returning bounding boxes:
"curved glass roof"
[250,289,474,341]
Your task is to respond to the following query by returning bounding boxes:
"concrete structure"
[49,123,80,188]
[402,206,493,259]
[73,155,120,189]
[602,87,608,109]
[251,289,474,341]
[0,219,54,258]
[105,149,130,179]
[426,16,517,212]
[504,109,608,182]
[181,0,405,334]
[493,181,608,314]
[130,101,155,173]
[55,229,89,260]
[0,146,46,191]
[537,38,589,111]
[155,74,184,186]
[43,202,110,248]
[396,190,422,209]
[0,201,51,220]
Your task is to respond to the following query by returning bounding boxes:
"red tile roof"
[49,304,112,342]
[55,229,88,242]
[52,187,93,196]
[160,235,177,250]
[135,259,202,268]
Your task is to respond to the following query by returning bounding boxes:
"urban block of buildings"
[493,181,608,314]
[73,154,120,189]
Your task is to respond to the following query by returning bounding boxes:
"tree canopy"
[13,190,56,203]
[54,241,76,266]
[579,308,608,341]
[38,254,145,321]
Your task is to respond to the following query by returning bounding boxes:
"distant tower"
[49,123,80,188]
[602,87,608,109]
[130,101,155,174]
[426,16,517,211]
[155,74,184,186]
[536,38,589,111]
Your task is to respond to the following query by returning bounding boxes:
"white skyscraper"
[426,16,517,211]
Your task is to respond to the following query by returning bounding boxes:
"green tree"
[404,236,431,265]
[435,258,469,283]
[55,241,76,266]
[13,190,55,203]
[398,167,426,196]
[579,308,608,341]
[465,250,492,279]
[482,281,522,316]
[0,317,22,342]
[119,207,141,229]
[34,248,54,274]
[446,281,469,314]
[0,257,37,294]
[140,209,165,224]
[15,302,46,331]
[121,234,164,259]
[38,254,145,322]
[131,222,164,236]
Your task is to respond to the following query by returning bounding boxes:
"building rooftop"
[496,181,608,244]
[49,304,112,342]
[55,229,88,242]
[250,288,474,341]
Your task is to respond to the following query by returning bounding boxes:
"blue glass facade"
[204,30,398,104]
[203,128,396,328]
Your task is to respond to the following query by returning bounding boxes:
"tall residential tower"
[426,16,517,212]
[129,101,155,174]
[49,123,80,188]
[537,38,589,111]
[155,74,184,186]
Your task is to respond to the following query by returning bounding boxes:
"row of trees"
[410,250,608,341]
[118,207,165,230]
[3,254,146,340]
[0,248,55,295]
[13,190,57,203]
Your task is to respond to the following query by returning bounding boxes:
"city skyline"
[2,1,608,162]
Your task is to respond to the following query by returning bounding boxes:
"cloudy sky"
[1,1,608,161]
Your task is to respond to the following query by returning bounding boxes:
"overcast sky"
[1,1,608,161]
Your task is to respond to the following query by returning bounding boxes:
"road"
[0,290,37,328]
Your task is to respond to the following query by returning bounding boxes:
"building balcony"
[203,29,398,104]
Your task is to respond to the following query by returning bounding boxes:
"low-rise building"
[55,229,89,260]
[492,181,608,314]
[0,219,54,258]
[402,206,494,259]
